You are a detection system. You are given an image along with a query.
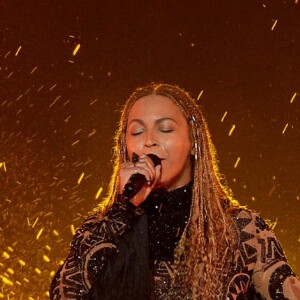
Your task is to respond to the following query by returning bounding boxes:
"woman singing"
[50,83,300,299]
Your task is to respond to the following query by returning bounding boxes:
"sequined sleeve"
[49,201,144,299]
[227,210,300,299]
[250,212,300,299]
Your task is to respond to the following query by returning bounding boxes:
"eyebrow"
[128,117,178,126]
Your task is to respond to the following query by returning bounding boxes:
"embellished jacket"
[50,184,300,299]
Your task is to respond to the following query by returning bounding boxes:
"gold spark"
[32,217,39,228]
[73,44,81,56]
[50,270,55,277]
[228,124,236,136]
[290,92,297,103]
[88,129,96,137]
[45,245,51,250]
[19,259,25,267]
[0,162,7,172]
[89,99,98,105]
[4,51,11,58]
[43,255,50,263]
[2,251,10,259]
[221,111,228,122]
[234,157,241,168]
[49,84,57,91]
[7,268,14,275]
[7,247,13,252]
[68,60,75,63]
[23,278,29,283]
[77,172,85,184]
[95,187,103,200]
[35,268,41,275]
[27,217,31,226]
[72,140,80,146]
[197,90,204,101]
[52,229,59,236]
[37,85,44,92]
[36,228,44,240]
[271,19,278,31]
[71,224,76,235]
[282,123,288,134]
[7,71,13,78]
[0,275,13,286]
[30,66,38,74]
[16,281,21,286]
[15,46,22,56]
[251,196,255,201]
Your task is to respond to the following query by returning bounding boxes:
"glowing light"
[234,157,241,168]
[19,259,26,267]
[95,187,103,200]
[7,247,13,252]
[290,92,298,103]
[35,268,41,275]
[30,66,38,74]
[228,124,236,136]
[50,270,55,277]
[271,19,278,31]
[221,111,227,122]
[77,172,85,184]
[36,228,44,240]
[71,224,76,235]
[282,123,288,134]
[197,90,204,100]
[32,217,39,228]
[43,255,50,263]
[0,162,7,171]
[52,229,59,236]
[0,275,13,286]
[7,268,14,275]
[2,251,10,259]
[15,46,22,56]
[73,44,81,56]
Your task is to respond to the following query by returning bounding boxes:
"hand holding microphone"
[119,152,162,205]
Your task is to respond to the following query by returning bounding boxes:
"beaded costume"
[50,183,300,299]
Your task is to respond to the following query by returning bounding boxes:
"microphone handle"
[122,153,161,200]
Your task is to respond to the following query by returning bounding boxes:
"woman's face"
[126,94,193,190]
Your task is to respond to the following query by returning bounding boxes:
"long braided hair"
[98,83,239,299]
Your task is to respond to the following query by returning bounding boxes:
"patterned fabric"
[50,189,300,299]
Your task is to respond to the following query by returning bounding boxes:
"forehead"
[128,94,186,121]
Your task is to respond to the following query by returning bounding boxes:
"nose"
[143,130,158,148]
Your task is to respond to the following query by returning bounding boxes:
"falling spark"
[43,255,50,263]
[282,123,288,134]
[35,268,41,275]
[15,46,22,56]
[290,92,297,103]
[30,66,38,74]
[221,111,228,122]
[77,172,85,184]
[52,229,59,236]
[32,217,39,228]
[271,20,278,30]
[49,84,57,91]
[73,44,81,56]
[19,260,25,267]
[71,224,76,235]
[36,228,44,240]
[0,162,7,171]
[89,99,98,105]
[68,60,75,63]
[7,71,13,78]
[50,270,55,277]
[228,124,236,136]
[95,187,103,200]
[88,129,96,137]
[7,247,13,252]
[197,90,204,100]
[0,275,13,286]
[2,251,10,259]
[7,268,14,275]
[72,140,80,146]
[4,51,11,58]
[234,157,241,168]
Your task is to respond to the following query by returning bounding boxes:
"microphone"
[122,153,161,200]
